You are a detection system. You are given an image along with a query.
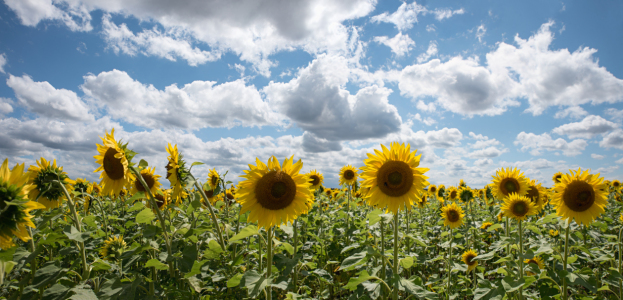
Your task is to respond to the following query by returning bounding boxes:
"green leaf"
[91,259,112,271]
[344,270,373,291]
[203,240,224,259]
[227,273,243,288]
[486,224,503,232]
[279,243,294,255]
[184,260,208,278]
[82,215,97,228]
[138,159,149,169]
[229,225,260,243]
[128,192,145,202]
[136,208,155,224]
[368,209,383,225]
[400,257,414,269]
[339,251,367,271]
[64,226,86,243]
[127,201,145,212]
[191,161,205,167]
[501,276,525,293]
[400,278,439,299]
[475,249,498,261]
[0,247,16,261]
[145,259,168,270]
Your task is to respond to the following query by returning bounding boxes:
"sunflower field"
[1,129,622,300]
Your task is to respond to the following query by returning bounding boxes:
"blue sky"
[1,0,622,188]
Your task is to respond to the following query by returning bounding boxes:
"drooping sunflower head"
[458,187,474,203]
[501,193,537,221]
[73,178,90,197]
[447,187,459,201]
[526,179,546,212]
[480,221,494,230]
[207,168,220,191]
[524,257,545,275]
[27,157,73,210]
[87,182,101,196]
[360,142,429,213]
[549,229,559,237]
[100,235,127,261]
[551,168,607,226]
[165,143,189,202]
[0,159,46,249]
[150,189,171,210]
[440,202,464,229]
[94,129,136,197]
[306,170,324,190]
[552,172,563,184]
[237,156,313,229]
[462,249,479,272]
[130,167,162,197]
[339,165,358,186]
[491,167,530,200]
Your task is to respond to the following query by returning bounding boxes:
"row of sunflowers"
[0,128,621,299]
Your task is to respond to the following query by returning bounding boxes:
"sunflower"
[73,178,90,197]
[149,189,170,210]
[428,185,438,197]
[94,129,136,196]
[237,156,313,229]
[165,143,189,202]
[612,180,621,189]
[447,187,459,201]
[99,235,127,261]
[440,202,465,229]
[417,192,428,208]
[458,187,474,203]
[87,182,101,196]
[207,168,220,191]
[491,167,530,200]
[551,168,607,226]
[339,165,358,186]
[202,187,217,206]
[306,170,324,190]
[549,229,559,237]
[526,179,547,212]
[27,157,73,210]
[0,159,46,249]
[459,179,466,187]
[462,249,479,272]
[552,172,563,184]
[620,213,623,223]
[359,143,429,214]
[130,167,162,198]
[480,222,494,230]
[524,257,545,275]
[501,193,537,221]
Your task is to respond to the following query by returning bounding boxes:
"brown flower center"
[500,178,520,196]
[309,175,320,186]
[343,170,355,180]
[135,172,155,192]
[465,254,476,265]
[430,186,437,193]
[563,180,595,212]
[204,190,214,198]
[154,193,166,208]
[377,161,413,197]
[526,185,539,204]
[255,170,297,210]
[512,201,528,216]
[103,147,125,180]
[555,175,562,183]
[447,209,460,222]
[450,190,457,199]
[211,175,219,186]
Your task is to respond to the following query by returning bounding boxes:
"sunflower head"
[94,129,136,197]
[0,159,46,249]
[165,143,190,201]
[549,229,559,237]
[612,180,621,189]
[524,256,545,275]
[27,157,73,210]
[526,179,546,212]
[447,187,459,201]
[339,165,358,186]
[207,168,220,191]
[130,167,162,197]
[87,182,101,196]
[150,189,171,210]
[359,143,429,213]
[417,193,428,208]
[553,172,563,184]
[100,235,127,261]
[551,168,607,226]
[306,170,324,190]
[462,249,479,272]
[73,178,90,197]
[480,222,494,230]
[458,187,474,203]
[441,202,464,229]
[501,193,537,221]
[237,156,313,229]
[491,167,530,200]
[459,179,466,187]
[428,185,437,196]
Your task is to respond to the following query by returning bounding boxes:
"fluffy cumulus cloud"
[81,69,280,129]
[398,56,521,116]
[0,98,14,117]
[605,108,623,122]
[487,21,623,115]
[9,0,375,75]
[600,129,623,150]
[552,115,618,139]
[373,32,415,57]
[514,132,587,156]
[554,106,588,119]
[591,153,604,160]
[264,55,402,143]
[6,74,94,122]
[370,2,463,30]
[0,53,6,73]
[417,40,438,63]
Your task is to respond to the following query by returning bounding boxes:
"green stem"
[447,228,453,300]
[393,212,399,300]
[562,222,571,300]
[267,227,273,300]
[347,185,351,245]
[518,220,524,300]
[618,227,623,300]
[28,227,36,284]
[56,180,89,280]
[293,218,299,293]
[189,174,227,251]
[381,218,386,297]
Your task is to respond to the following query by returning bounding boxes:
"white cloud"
[552,115,618,139]
[410,113,436,126]
[0,54,6,73]
[474,158,492,166]
[101,15,221,67]
[417,40,438,63]
[4,0,92,31]
[374,32,415,57]
[486,21,623,115]
[432,8,465,21]
[605,108,623,122]
[399,56,521,116]
[416,100,436,112]
[370,1,427,31]
[81,69,280,129]
[514,132,587,156]
[591,153,604,160]
[476,24,486,43]
[426,24,436,32]
[6,74,94,122]
[0,98,13,117]
[468,146,507,158]
[599,129,623,150]
[264,55,402,142]
[554,106,588,119]
[616,157,623,164]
